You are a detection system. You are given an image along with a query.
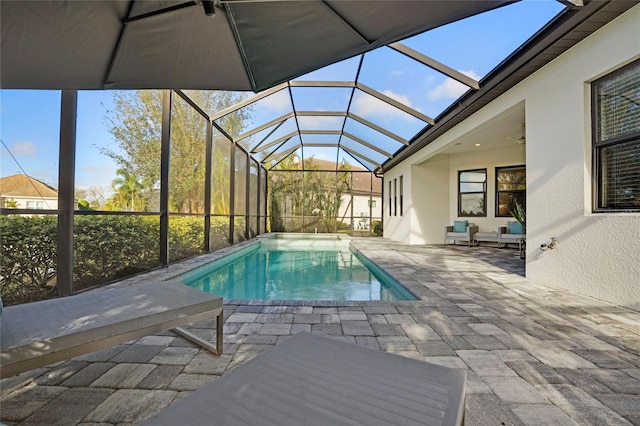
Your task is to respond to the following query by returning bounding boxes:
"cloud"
[298,115,344,130]
[351,89,417,121]
[256,90,291,113]
[427,70,481,101]
[10,141,37,157]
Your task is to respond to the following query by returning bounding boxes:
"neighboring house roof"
[351,173,382,195]
[0,174,58,198]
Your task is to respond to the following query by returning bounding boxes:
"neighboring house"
[383,4,640,310]
[301,159,383,228]
[0,174,59,210]
[338,171,382,230]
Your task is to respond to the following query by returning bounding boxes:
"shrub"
[73,215,159,290]
[372,220,383,236]
[0,215,57,304]
[210,216,230,250]
[169,216,205,262]
[2,214,247,304]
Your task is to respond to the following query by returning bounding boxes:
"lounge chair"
[141,331,466,426]
[0,282,223,378]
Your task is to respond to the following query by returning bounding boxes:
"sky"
[0,0,565,197]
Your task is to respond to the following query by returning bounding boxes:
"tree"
[269,154,303,231]
[303,158,351,232]
[268,155,351,232]
[3,198,18,208]
[75,186,107,210]
[102,90,251,214]
[108,168,145,211]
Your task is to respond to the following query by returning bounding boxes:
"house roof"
[0,174,58,198]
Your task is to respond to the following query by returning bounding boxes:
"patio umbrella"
[1,0,511,92]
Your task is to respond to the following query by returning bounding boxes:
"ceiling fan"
[506,123,526,144]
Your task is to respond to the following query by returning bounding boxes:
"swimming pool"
[181,235,415,301]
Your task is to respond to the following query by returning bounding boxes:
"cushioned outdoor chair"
[444,220,478,247]
[497,221,525,249]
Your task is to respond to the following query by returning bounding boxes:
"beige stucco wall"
[1,195,58,210]
[523,5,640,310]
[385,4,640,310]
[447,145,525,234]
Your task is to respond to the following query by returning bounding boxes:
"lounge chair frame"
[0,282,223,378]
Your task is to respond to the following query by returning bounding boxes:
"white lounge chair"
[0,282,223,378]
[142,331,466,426]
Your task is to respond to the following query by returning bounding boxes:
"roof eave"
[381,0,637,172]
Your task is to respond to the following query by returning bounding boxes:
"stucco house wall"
[337,193,382,229]
[384,4,640,310]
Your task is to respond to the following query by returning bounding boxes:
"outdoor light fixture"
[540,237,557,251]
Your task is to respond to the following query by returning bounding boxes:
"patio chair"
[497,221,525,249]
[0,282,223,378]
[141,331,466,426]
[444,220,478,247]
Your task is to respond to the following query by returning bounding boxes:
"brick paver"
[1,239,639,425]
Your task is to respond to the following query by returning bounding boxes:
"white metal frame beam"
[389,42,480,90]
[234,112,295,143]
[355,83,434,125]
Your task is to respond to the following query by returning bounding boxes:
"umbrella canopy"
[1,0,512,92]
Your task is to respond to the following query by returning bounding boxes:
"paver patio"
[1,238,639,425]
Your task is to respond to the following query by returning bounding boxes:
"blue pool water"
[182,244,415,301]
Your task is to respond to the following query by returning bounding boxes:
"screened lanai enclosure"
[0,89,388,304]
[1,0,580,304]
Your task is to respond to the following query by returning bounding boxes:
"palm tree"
[3,198,18,208]
[111,168,144,211]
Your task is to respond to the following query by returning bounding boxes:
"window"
[368,199,376,208]
[458,169,486,217]
[593,59,640,211]
[393,178,397,216]
[496,166,525,217]
[399,175,403,216]
[26,201,35,209]
[388,181,392,216]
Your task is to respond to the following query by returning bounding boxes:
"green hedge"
[73,215,159,290]
[0,215,233,304]
[0,215,57,304]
